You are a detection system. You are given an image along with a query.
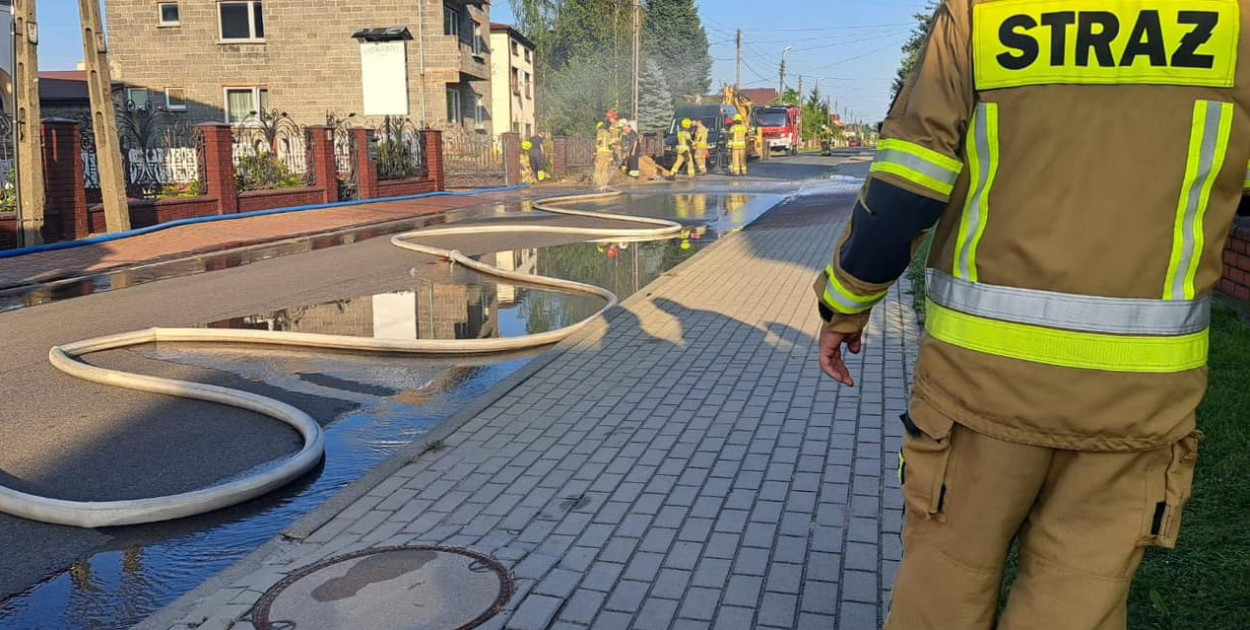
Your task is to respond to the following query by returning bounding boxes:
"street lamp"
[780,46,794,95]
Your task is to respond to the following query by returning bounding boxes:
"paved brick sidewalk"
[152,192,920,630]
[0,190,528,290]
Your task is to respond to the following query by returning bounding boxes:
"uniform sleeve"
[1242,161,1250,215]
[814,0,975,333]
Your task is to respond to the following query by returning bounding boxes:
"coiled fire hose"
[1,190,681,528]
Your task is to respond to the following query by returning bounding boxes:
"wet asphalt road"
[0,153,869,604]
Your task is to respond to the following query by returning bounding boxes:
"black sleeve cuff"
[818,302,835,324]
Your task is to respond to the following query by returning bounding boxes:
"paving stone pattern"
[166,193,921,630]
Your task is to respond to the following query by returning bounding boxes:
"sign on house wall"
[360,41,409,116]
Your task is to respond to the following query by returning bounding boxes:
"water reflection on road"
[0,190,784,629]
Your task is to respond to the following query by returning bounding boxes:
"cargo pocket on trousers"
[1143,430,1204,549]
[898,412,955,522]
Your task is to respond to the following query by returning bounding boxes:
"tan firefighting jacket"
[816,0,1250,451]
[676,129,693,153]
[730,123,748,149]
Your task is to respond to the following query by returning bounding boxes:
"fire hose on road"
[0,190,682,528]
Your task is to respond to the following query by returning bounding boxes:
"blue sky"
[37,0,929,123]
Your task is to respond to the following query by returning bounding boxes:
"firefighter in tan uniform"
[814,1,1250,628]
[670,118,696,179]
[729,114,749,175]
[693,120,710,175]
[593,121,614,190]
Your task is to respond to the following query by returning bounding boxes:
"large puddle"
[0,190,786,629]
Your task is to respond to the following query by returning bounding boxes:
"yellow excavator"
[722,86,767,159]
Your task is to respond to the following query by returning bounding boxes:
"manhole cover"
[253,546,513,630]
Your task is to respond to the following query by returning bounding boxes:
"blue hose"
[0,184,530,260]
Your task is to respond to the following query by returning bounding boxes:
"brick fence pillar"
[501,132,522,186]
[197,123,238,215]
[41,119,88,241]
[421,129,444,192]
[306,125,338,205]
[551,137,569,178]
[354,127,379,200]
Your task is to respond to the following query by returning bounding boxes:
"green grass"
[906,231,935,321]
[1125,302,1250,630]
[904,255,1249,627]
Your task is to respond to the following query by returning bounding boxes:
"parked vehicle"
[755,106,801,156]
[663,104,738,172]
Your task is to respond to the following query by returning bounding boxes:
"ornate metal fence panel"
[232,110,312,192]
[372,116,426,181]
[77,103,203,199]
[442,129,504,189]
[328,112,361,201]
[0,113,16,212]
[564,135,595,171]
[118,103,200,198]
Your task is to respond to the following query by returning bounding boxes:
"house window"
[512,122,520,133]
[472,24,485,55]
[475,95,486,126]
[158,2,180,26]
[511,68,520,95]
[524,48,531,63]
[126,88,150,109]
[165,88,187,111]
[524,71,532,99]
[220,1,265,41]
[225,87,269,123]
[446,88,461,124]
[443,5,460,38]
[511,41,518,56]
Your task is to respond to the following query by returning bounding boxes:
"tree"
[643,0,713,102]
[511,0,635,132]
[539,55,619,135]
[638,59,674,133]
[891,2,939,101]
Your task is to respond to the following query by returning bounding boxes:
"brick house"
[103,0,494,132]
[488,23,535,139]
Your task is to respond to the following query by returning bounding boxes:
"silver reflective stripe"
[874,149,960,187]
[928,270,1211,336]
[955,103,996,280]
[1168,100,1232,301]
[824,272,885,314]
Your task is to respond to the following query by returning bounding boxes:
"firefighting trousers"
[672,148,695,177]
[695,147,708,174]
[886,403,1202,630]
[593,153,614,189]
[520,158,536,185]
[730,147,747,175]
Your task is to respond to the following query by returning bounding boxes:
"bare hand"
[818,326,862,386]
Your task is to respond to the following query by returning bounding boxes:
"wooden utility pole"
[632,0,641,123]
[79,0,130,233]
[798,75,804,100]
[13,0,45,246]
[735,29,742,91]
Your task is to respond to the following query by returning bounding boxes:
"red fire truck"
[755,106,802,156]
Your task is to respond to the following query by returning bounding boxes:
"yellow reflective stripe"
[876,139,963,173]
[954,103,1000,282]
[925,299,1209,373]
[869,162,956,198]
[870,139,963,199]
[1165,100,1234,301]
[823,264,889,315]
